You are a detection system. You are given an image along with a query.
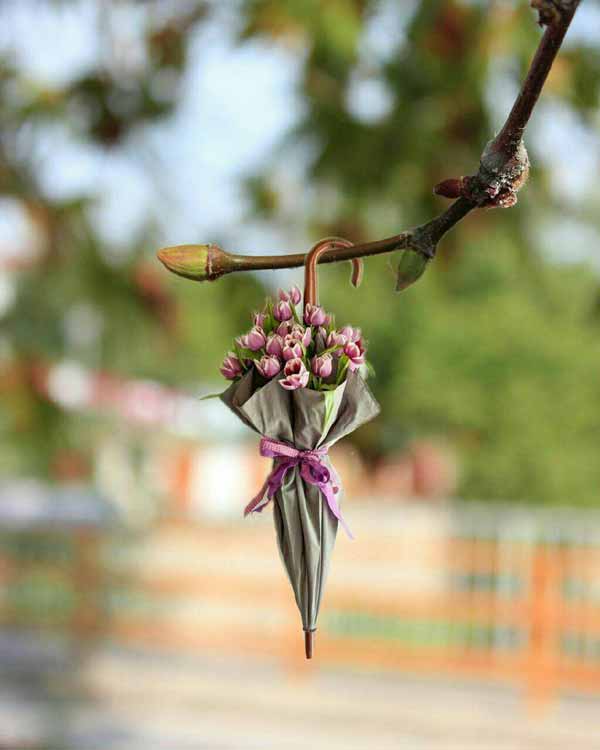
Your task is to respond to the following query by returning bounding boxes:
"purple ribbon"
[244,437,353,540]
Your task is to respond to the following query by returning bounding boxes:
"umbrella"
[219,238,380,658]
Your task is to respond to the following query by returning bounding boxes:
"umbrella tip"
[304,629,315,659]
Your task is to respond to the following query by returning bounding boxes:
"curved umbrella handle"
[303,236,362,308]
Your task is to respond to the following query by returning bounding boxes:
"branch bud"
[433,178,466,200]
[395,248,430,293]
[459,139,530,209]
[530,0,570,26]
[156,243,228,282]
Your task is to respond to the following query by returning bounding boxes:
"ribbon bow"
[244,437,353,539]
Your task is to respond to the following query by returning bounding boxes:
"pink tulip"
[314,327,327,352]
[289,324,311,347]
[276,321,292,337]
[253,311,267,328]
[279,358,309,390]
[274,300,293,322]
[279,286,302,305]
[340,325,361,343]
[265,333,284,358]
[255,355,281,379]
[344,340,365,371]
[282,340,303,361]
[304,304,326,327]
[289,285,302,305]
[220,352,242,380]
[323,314,332,327]
[326,330,347,355]
[237,326,267,352]
[311,353,333,378]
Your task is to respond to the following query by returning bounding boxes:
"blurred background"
[1,0,600,748]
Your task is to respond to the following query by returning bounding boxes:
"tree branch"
[157,1,580,286]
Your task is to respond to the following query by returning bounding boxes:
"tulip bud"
[314,327,327,353]
[312,353,333,379]
[220,352,242,380]
[237,326,267,352]
[265,333,284,358]
[304,304,326,327]
[339,325,361,343]
[274,300,293,322]
[290,324,311,348]
[289,285,302,305]
[279,358,309,391]
[276,321,292,337]
[253,311,267,328]
[255,355,281,379]
[344,340,366,371]
[326,330,347,355]
[282,340,303,361]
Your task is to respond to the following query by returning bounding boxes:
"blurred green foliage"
[1,0,599,503]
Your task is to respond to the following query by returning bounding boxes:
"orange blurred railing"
[103,513,600,704]
[4,507,600,706]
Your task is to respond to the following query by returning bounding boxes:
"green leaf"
[322,389,337,433]
[395,248,430,292]
[233,342,252,370]
[336,355,350,385]
[237,347,263,361]
[263,311,275,334]
[316,344,342,358]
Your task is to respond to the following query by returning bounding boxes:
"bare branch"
[157,2,580,286]
[494,1,579,155]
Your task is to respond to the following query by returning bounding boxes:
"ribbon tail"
[244,459,294,517]
[244,477,271,517]
[321,485,354,540]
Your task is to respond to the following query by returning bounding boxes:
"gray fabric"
[220,371,380,632]
[220,370,259,433]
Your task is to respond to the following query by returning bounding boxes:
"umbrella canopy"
[222,368,379,656]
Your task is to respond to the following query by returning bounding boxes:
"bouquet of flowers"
[220,285,370,394]
[216,240,380,658]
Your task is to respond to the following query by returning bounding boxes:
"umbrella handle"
[303,236,361,308]
[304,629,315,659]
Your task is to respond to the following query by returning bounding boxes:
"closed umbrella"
[219,238,380,657]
